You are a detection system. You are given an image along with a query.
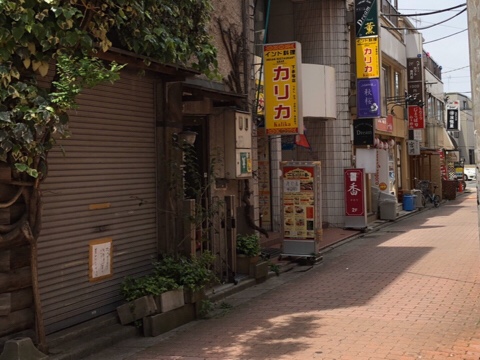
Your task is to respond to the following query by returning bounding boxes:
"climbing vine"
[0,0,217,351]
[0,0,217,178]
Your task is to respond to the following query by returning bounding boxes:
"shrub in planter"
[236,234,262,275]
[117,275,179,324]
[153,251,217,303]
[120,275,179,302]
[236,233,261,257]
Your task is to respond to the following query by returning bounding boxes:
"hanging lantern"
[374,137,380,148]
[388,139,395,148]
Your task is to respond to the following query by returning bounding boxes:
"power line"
[382,7,467,31]
[424,28,468,44]
[391,3,466,17]
[443,65,470,74]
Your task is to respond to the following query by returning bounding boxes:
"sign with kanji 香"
[345,169,365,216]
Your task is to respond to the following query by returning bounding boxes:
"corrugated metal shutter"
[38,69,158,334]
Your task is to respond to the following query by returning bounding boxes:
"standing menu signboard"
[281,161,322,257]
[344,168,367,229]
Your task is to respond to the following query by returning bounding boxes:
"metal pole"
[466,0,480,230]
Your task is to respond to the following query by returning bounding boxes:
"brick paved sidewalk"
[86,192,480,360]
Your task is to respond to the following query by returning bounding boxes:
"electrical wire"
[443,65,470,74]
[389,3,466,17]
[424,28,468,44]
[382,7,467,31]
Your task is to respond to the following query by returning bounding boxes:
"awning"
[439,127,456,150]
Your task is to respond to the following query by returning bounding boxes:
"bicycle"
[415,179,440,208]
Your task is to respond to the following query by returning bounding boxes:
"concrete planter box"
[154,288,185,313]
[254,261,269,282]
[183,288,205,304]
[143,304,195,337]
[236,254,259,275]
[116,295,157,325]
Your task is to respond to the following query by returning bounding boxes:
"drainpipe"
[242,0,250,111]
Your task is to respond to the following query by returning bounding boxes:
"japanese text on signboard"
[263,42,303,135]
[344,169,365,216]
[408,106,424,129]
[356,37,380,78]
[282,166,316,240]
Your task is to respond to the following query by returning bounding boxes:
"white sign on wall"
[407,140,420,155]
[413,129,422,141]
[89,238,113,282]
[356,148,377,173]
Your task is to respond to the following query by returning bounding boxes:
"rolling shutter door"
[38,69,158,333]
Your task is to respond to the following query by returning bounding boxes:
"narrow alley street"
[90,191,480,360]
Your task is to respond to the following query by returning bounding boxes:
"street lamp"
[177,130,197,146]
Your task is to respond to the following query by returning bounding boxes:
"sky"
[397,1,471,97]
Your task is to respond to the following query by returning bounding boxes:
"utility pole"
[466,0,480,229]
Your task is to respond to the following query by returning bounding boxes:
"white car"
[464,165,476,181]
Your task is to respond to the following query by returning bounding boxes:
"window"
[382,66,391,116]
[427,96,434,120]
[438,101,444,123]
[394,71,400,98]
[383,66,391,99]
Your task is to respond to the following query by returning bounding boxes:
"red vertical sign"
[344,169,365,216]
[408,106,425,129]
[438,150,447,180]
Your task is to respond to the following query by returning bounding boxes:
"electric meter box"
[224,111,253,179]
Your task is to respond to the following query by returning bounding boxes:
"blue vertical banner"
[357,79,381,118]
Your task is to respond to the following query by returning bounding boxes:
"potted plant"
[153,251,217,304]
[117,274,181,324]
[236,233,262,275]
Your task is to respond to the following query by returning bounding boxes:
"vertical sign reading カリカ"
[263,42,303,135]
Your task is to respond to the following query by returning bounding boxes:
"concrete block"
[116,295,157,325]
[183,289,205,304]
[143,304,195,337]
[0,337,48,360]
[254,261,269,282]
[155,288,184,313]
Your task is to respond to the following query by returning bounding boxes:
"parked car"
[464,165,476,180]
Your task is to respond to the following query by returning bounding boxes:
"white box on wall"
[224,111,253,179]
[225,111,252,148]
[301,64,337,119]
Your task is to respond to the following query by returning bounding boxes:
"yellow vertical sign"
[263,42,303,135]
[356,37,380,79]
